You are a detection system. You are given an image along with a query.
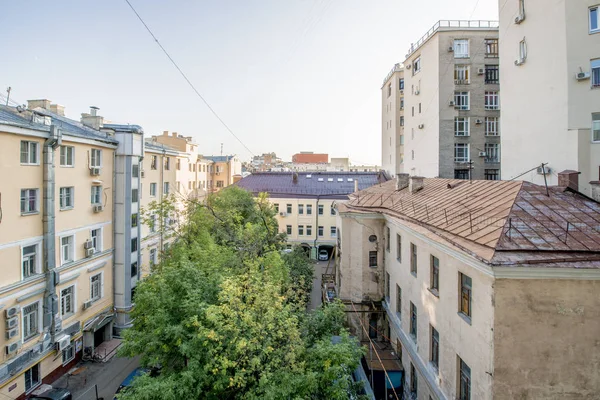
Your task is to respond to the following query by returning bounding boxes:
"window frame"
[59,145,75,167]
[412,57,421,74]
[330,226,337,237]
[62,343,76,365]
[484,91,500,110]
[150,182,157,197]
[163,182,170,195]
[484,38,499,58]
[91,185,102,205]
[485,117,499,136]
[485,169,500,181]
[386,227,390,252]
[453,39,469,58]
[484,65,499,84]
[430,255,440,294]
[60,285,76,318]
[454,65,470,84]
[592,113,600,142]
[385,272,390,301]
[20,188,39,214]
[91,228,102,253]
[485,143,500,163]
[592,59,600,88]
[454,144,470,163]
[459,272,472,320]
[368,250,377,268]
[90,272,104,302]
[396,234,402,261]
[90,149,102,168]
[306,225,312,236]
[298,225,304,236]
[318,226,324,237]
[20,141,39,165]
[410,363,418,396]
[60,235,75,265]
[396,284,401,320]
[459,357,471,400]
[59,186,74,210]
[24,363,41,393]
[318,204,324,215]
[286,225,292,235]
[454,91,470,110]
[306,204,312,215]
[150,155,157,170]
[410,243,417,275]
[454,117,470,136]
[590,6,599,33]
[286,204,293,214]
[22,243,40,279]
[298,204,304,215]
[410,301,417,339]
[22,301,41,343]
[431,326,439,370]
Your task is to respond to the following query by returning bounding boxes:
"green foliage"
[118,188,364,400]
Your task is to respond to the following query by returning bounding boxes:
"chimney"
[49,104,65,116]
[27,99,51,110]
[292,172,298,184]
[80,106,104,130]
[396,173,409,191]
[172,132,178,137]
[90,106,99,116]
[163,131,169,136]
[354,179,359,193]
[558,170,580,191]
[409,176,424,193]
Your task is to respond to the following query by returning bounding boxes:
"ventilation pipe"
[409,176,424,193]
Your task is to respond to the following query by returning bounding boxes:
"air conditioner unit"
[5,342,20,355]
[448,100,455,107]
[4,307,18,319]
[475,119,483,124]
[576,72,590,80]
[514,14,525,24]
[5,328,18,340]
[418,124,425,129]
[537,166,552,175]
[89,168,101,176]
[141,170,145,178]
[83,300,93,310]
[93,205,103,213]
[56,335,71,352]
[414,89,420,95]
[478,151,487,157]
[5,317,18,330]
[85,248,94,258]
[448,46,454,52]
[84,240,94,250]
[279,212,287,217]
[477,68,485,75]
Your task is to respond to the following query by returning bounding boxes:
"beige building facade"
[381,63,405,177]
[337,173,600,399]
[499,0,600,197]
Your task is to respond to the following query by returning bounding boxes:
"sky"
[1,0,498,165]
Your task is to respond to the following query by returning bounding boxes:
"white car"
[318,249,329,261]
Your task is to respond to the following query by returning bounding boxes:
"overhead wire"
[123,0,255,157]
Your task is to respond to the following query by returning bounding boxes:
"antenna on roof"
[541,162,550,197]
[220,143,223,156]
[5,87,11,106]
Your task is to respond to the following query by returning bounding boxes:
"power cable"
[123,0,255,157]
[509,164,544,181]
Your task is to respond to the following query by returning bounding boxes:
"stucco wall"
[493,278,600,400]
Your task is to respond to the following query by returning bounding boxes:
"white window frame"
[22,300,42,342]
[330,226,337,238]
[413,57,421,74]
[59,187,74,210]
[24,363,41,393]
[60,235,75,265]
[163,182,170,195]
[318,226,324,237]
[592,113,600,142]
[590,6,599,33]
[91,228,102,253]
[60,145,75,167]
[298,225,304,236]
[21,188,39,214]
[90,272,104,302]
[454,117,470,136]
[60,284,77,318]
[91,185,102,205]
[454,92,470,110]
[150,248,157,266]
[454,39,469,58]
[22,242,41,279]
[485,117,499,136]
[455,144,470,163]
[485,143,500,163]
[20,141,39,165]
[62,343,75,365]
[485,91,500,110]
[592,59,600,88]
[454,65,470,84]
[90,149,102,168]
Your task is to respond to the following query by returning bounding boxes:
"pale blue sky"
[1,0,497,164]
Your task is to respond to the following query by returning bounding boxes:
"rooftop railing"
[382,63,403,86]
[405,20,499,59]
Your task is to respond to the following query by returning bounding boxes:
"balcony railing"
[406,20,499,58]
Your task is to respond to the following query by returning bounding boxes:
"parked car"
[318,249,329,261]
[114,368,148,399]
[29,388,72,400]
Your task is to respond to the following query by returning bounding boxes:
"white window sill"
[21,211,40,216]
[60,165,75,168]
[20,163,40,167]
[458,312,472,325]
[60,207,74,211]
[62,312,75,320]
[23,334,39,343]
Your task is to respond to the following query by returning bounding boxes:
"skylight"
[318,178,324,182]
[337,178,343,182]
[327,178,333,182]
[348,178,353,182]
[306,174,312,178]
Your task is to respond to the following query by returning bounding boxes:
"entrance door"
[369,314,378,339]
[94,328,105,347]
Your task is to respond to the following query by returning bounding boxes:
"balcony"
[454,79,470,85]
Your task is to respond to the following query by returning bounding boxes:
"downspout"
[43,125,62,341]
[160,149,165,251]
[313,196,320,259]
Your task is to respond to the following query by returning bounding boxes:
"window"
[91,228,102,252]
[399,78,404,90]
[21,188,39,214]
[61,286,75,317]
[591,7,599,33]
[368,251,377,268]
[430,256,439,294]
[90,273,103,301]
[62,344,75,365]
[91,186,102,205]
[286,225,292,235]
[59,187,74,210]
[410,243,417,275]
[274,203,279,212]
[485,38,499,57]
[306,225,312,236]
[330,226,337,237]
[318,226,324,236]
[592,59,600,88]
[485,117,499,136]
[413,57,421,74]
[454,39,469,58]
[410,302,417,338]
[176,159,181,170]
[285,204,292,214]
[400,116,404,126]
[330,206,337,216]
[61,235,74,265]
[400,97,404,109]
[298,225,304,236]
[163,182,170,195]
[150,155,157,170]
[455,144,470,163]
[150,183,157,197]
[24,364,40,392]
[317,204,324,215]
[131,238,138,253]
[419,103,422,113]
[400,135,404,145]
[164,157,170,170]
[306,204,312,215]
[60,146,74,167]
[132,164,139,178]
[216,180,224,188]
[454,91,470,110]
[454,117,469,136]
[387,83,392,97]
[149,214,157,233]
[410,363,418,397]
[131,262,138,278]
[459,358,471,400]
[20,141,39,165]
[90,149,102,168]
[485,143,500,163]
[485,169,500,180]
[455,169,470,180]
[132,188,138,203]
[412,106,414,117]
[23,302,39,342]
[22,244,38,278]
[396,285,401,319]
[431,327,439,370]
[298,204,304,215]
[396,234,402,261]
[150,248,157,267]
[386,227,390,251]
[485,91,500,110]
[385,272,390,301]
[593,113,600,142]
[485,65,499,84]
[460,273,472,319]
[454,65,469,84]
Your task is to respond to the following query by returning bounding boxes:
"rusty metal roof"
[346,178,600,264]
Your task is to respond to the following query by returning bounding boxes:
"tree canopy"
[118,187,365,399]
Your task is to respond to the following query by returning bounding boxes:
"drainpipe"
[43,125,62,341]
[160,149,165,251]
[313,196,320,260]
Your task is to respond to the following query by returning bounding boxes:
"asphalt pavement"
[308,260,334,310]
